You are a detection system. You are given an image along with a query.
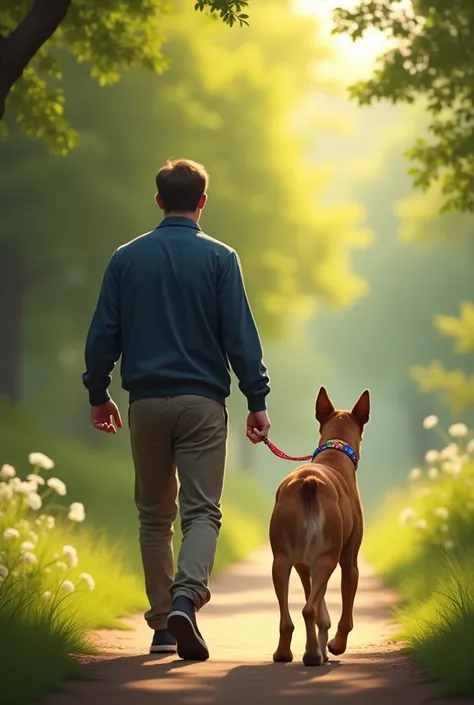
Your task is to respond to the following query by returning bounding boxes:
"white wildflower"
[26,492,42,511]
[415,519,428,530]
[79,573,96,591]
[61,580,75,594]
[46,478,66,496]
[62,545,78,569]
[26,474,45,486]
[20,541,35,553]
[440,443,459,460]
[442,461,462,476]
[428,467,439,479]
[399,508,417,526]
[443,540,454,550]
[0,464,15,479]
[62,545,77,559]
[435,507,450,521]
[425,450,440,464]
[28,453,54,471]
[467,439,474,454]
[15,481,37,496]
[43,591,53,600]
[409,468,422,480]
[0,565,9,581]
[56,561,68,572]
[17,519,30,534]
[45,516,55,530]
[9,477,21,491]
[423,415,438,429]
[21,552,37,565]
[44,567,53,575]
[3,528,20,541]
[28,531,39,544]
[448,423,468,438]
[68,502,86,523]
[0,483,13,501]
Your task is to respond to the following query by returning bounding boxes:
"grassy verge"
[364,418,474,698]
[1,405,271,705]
[0,609,88,705]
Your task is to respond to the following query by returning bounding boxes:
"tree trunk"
[0,0,72,120]
[0,243,23,403]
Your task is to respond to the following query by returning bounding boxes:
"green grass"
[0,519,146,705]
[1,402,272,705]
[0,611,88,705]
[365,457,474,697]
[400,558,474,698]
[0,564,95,705]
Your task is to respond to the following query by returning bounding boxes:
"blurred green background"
[2,0,474,542]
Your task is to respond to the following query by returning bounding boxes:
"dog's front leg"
[272,554,294,663]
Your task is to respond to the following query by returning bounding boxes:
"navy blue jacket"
[82,216,270,411]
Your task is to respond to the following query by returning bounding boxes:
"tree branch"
[0,0,72,121]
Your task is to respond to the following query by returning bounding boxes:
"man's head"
[155,158,209,221]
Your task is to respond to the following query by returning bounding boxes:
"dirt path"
[44,548,466,705]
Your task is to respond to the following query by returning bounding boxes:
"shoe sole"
[167,610,210,661]
[149,644,177,654]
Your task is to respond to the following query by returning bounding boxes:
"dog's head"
[315,386,370,457]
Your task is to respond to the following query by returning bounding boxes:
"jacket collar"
[157,216,201,231]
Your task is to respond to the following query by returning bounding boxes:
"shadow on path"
[41,549,464,705]
[46,648,463,705]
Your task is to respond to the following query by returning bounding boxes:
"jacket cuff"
[89,390,111,407]
[247,395,267,412]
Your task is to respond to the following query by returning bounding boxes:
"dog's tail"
[298,476,324,559]
[299,476,319,511]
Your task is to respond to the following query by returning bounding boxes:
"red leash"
[262,436,312,462]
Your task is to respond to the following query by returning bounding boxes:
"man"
[82,158,271,661]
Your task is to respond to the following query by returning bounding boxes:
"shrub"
[365,414,474,697]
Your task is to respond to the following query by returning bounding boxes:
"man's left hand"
[90,400,123,434]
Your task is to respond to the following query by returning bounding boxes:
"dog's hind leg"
[272,554,294,663]
[316,597,331,663]
[302,555,337,667]
[328,545,360,656]
[294,563,310,600]
[296,563,330,662]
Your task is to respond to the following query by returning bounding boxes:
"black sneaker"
[149,629,177,654]
[167,596,210,661]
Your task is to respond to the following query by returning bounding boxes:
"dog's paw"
[273,649,293,663]
[328,637,346,656]
[302,649,324,667]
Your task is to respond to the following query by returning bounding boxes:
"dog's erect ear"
[315,387,336,425]
[351,390,370,429]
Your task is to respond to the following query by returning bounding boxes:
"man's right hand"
[246,410,271,444]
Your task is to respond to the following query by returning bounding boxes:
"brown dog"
[269,386,370,667]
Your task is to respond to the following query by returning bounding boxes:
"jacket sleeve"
[82,250,122,406]
[217,250,270,412]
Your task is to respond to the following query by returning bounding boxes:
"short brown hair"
[155,158,209,212]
